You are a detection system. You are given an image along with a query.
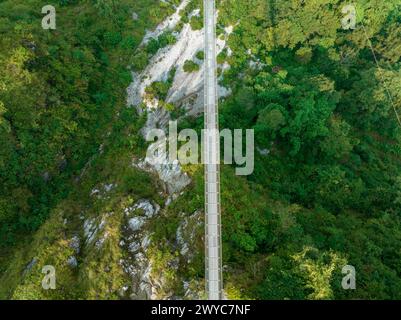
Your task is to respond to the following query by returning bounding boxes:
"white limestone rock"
[128,217,146,232]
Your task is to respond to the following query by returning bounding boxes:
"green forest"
[1,0,401,300]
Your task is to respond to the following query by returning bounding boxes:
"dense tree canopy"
[1,0,401,300]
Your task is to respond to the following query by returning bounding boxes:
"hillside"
[1,0,401,300]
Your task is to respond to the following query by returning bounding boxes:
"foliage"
[2,0,401,301]
[183,60,200,73]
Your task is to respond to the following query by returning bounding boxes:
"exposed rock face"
[120,199,168,300]
[127,13,231,118]
[69,235,81,254]
[125,1,203,300]
[80,197,168,299]
[90,183,117,199]
[128,4,232,196]
[257,147,270,156]
[83,218,98,245]
[176,210,202,261]
[126,199,161,218]
[141,0,191,46]
[128,216,146,232]
[9,0,239,302]
[133,146,191,195]
[83,212,113,248]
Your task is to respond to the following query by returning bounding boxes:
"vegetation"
[212,0,401,299]
[132,30,178,72]
[1,0,401,300]
[150,0,401,300]
[145,67,176,111]
[0,0,178,299]
[183,59,200,73]
[190,15,203,31]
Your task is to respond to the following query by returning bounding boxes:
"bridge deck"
[204,0,223,300]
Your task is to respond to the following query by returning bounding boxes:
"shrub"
[183,60,200,73]
[195,51,204,60]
